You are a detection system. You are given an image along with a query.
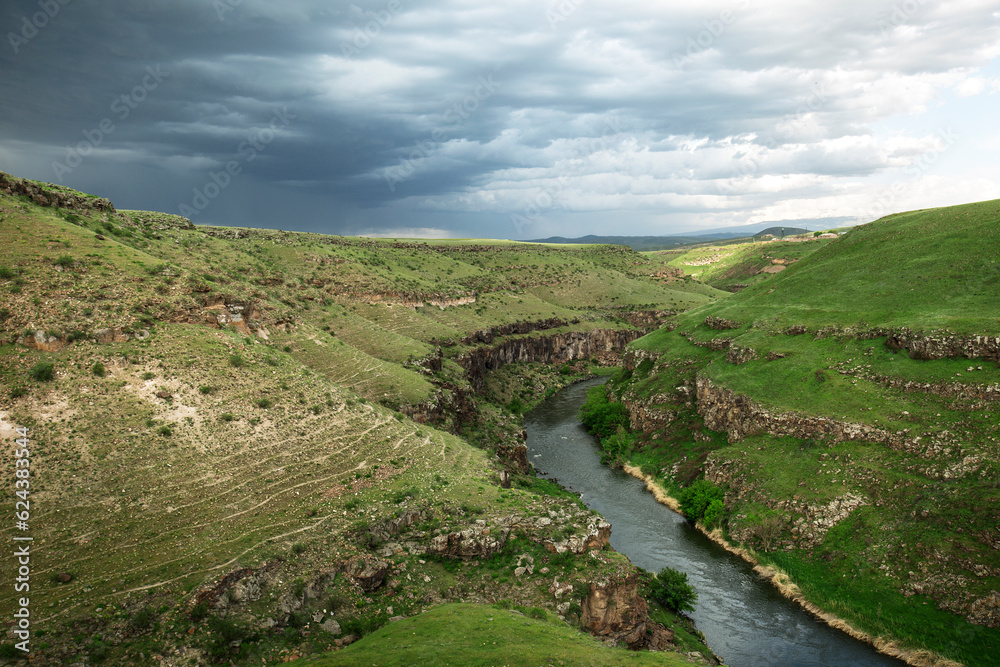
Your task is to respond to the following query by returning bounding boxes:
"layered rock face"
[460,329,643,393]
[694,376,950,460]
[884,329,1000,361]
[580,574,675,651]
[0,171,116,214]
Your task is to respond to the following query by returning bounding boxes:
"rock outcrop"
[0,171,116,215]
[186,561,281,613]
[884,329,1000,361]
[343,556,392,592]
[542,516,611,554]
[460,328,643,393]
[704,316,741,330]
[184,297,263,335]
[580,574,675,651]
[19,329,67,352]
[425,524,511,560]
[695,376,948,459]
[456,318,570,346]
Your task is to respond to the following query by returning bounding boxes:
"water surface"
[524,378,904,667]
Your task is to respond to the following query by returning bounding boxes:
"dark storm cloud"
[1,0,998,238]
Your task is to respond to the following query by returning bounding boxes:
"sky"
[1,0,999,240]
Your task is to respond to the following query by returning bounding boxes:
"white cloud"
[954,76,988,96]
[357,227,456,239]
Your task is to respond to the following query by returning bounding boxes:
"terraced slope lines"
[0,171,719,665]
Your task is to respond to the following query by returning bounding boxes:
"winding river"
[524,378,905,667]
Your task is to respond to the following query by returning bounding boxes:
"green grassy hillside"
[288,603,698,667]
[0,172,714,665]
[692,200,1000,330]
[658,234,838,293]
[603,200,1000,666]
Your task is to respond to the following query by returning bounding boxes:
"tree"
[651,566,698,614]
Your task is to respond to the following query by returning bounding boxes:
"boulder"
[425,525,510,560]
[344,556,391,592]
[580,575,674,650]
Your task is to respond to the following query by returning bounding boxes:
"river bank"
[526,378,904,667]
[621,464,963,667]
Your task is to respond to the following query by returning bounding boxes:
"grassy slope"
[0,179,712,664]
[289,603,695,667]
[615,200,1000,665]
[693,200,1000,331]
[658,236,836,292]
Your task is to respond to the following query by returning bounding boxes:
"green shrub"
[392,487,418,503]
[30,362,55,382]
[189,601,209,622]
[144,263,170,276]
[578,386,629,438]
[89,639,109,663]
[229,354,244,368]
[54,254,74,267]
[678,480,725,522]
[0,267,14,279]
[158,425,172,436]
[198,385,214,394]
[131,607,153,629]
[10,387,27,399]
[599,426,634,466]
[220,413,235,422]
[702,499,726,529]
[651,566,698,614]
[206,616,252,662]
[91,362,106,377]
[255,397,272,409]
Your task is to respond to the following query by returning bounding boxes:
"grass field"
[289,603,698,667]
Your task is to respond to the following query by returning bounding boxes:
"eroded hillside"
[0,172,720,665]
[600,200,1000,666]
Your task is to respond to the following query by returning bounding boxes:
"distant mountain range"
[525,218,856,251]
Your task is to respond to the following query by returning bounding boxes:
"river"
[524,378,905,667]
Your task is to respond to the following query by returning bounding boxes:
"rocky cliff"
[694,376,965,462]
[460,328,644,393]
[580,574,677,651]
[0,171,116,214]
